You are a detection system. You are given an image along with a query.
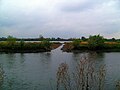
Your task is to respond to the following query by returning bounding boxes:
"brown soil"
[51,43,62,50]
[61,43,73,52]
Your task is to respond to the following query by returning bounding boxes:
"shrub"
[6,36,16,49]
[56,55,106,90]
[41,40,51,50]
[72,39,81,49]
[88,35,105,50]
[20,40,25,49]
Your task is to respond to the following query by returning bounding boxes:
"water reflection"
[1,53,53,90]
[5,54,16,69]
[6,54,16,60]
[20,53,25,64]
[39,52,51,64]
[0,65,4,89]
[0,50,119,90]
[72,51,105,60]
[116,80,120,90]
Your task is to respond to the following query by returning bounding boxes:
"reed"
[56,55,106,90]
[116,80,120,90]
[0,65,4,87]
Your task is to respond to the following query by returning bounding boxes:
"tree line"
[0,35,120,42]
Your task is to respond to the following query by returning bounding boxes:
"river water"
[0,45,120,90]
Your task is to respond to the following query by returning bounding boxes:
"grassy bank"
[62,42,120,52]
[0,41,61,53]
[61,35,120,52]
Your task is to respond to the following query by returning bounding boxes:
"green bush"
[41,40,51,50]
[88,35,105,50]
[20,40,25,49]
[6,36,16,49]
[0,40,52,52]
[72,39,81,49]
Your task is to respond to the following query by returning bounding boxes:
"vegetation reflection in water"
[0,64,4,89]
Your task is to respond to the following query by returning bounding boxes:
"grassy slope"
[0,42,61,53]
[62,42,120,52]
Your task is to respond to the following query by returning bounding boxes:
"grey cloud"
[0,17,18,27]
[115,0,120,9]
[102,23,120,34]
[0,9,48,28]
[0,0,120,38]
[60,0,110,12]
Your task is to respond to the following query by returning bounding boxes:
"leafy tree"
[111,38,115,41]
[88,35,105,49]
[81,36,87,41]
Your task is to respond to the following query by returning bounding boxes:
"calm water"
[0,45,119,90]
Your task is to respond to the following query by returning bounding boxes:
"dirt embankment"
[61,43,73,52]
[51,43,62,50]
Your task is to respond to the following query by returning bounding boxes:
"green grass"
[71,41,120,51]
[0,41,52,53]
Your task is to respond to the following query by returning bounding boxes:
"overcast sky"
[0,0,120,38]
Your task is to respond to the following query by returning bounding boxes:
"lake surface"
[0,45,120,90]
